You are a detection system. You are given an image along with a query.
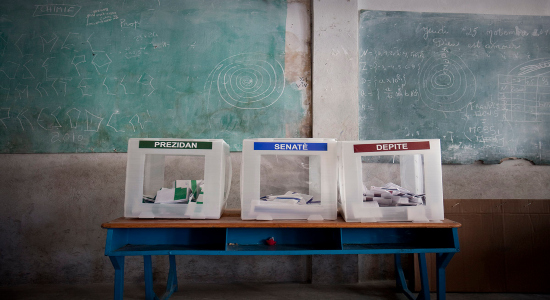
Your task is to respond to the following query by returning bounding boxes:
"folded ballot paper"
[362,182,425,207]
[143,180,204,204]
[260,191,320,205]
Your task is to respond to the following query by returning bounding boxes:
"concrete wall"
[1,0,550,287]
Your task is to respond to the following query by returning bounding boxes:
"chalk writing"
[66,108,81,129]
[462,27,478,37]
[16,108,33,131]
[51,131,84,143]
[0,35,7,56]
[137,73,155,96]
[118,76,133,95]
[128,110,152,132]
[498,73,550,122]
[35,83,47,97]
[0,0,300,153]
[421,25,448,40]
[91,53,112,75]
[0,105,153,135]
[14,34,28,56]
[50,106,62,128]
[33,4,81,17]
[71,55,86,76]
[41,58,56,79]
[22,60,34,79]
[39,33,58,53]
[86,8,118,26]
[359,11,550,164]
[0,108,9,128]
[433,38,459,48]
[0,61,19,79]
[107,112,124,132]
[360,48,425,59]
[134,32,158,42]
[77,79,91,97]
[120,19,140,29]
[15,84,28,99]
[102,78,116,95]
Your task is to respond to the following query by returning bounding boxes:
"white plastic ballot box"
[124,138,231,219]
[338,139,444,222]
[241,138,338,220]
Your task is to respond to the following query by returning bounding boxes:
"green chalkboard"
[359,11,550,164]
[0,0,306,153]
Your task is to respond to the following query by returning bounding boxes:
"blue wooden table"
[102,211,460,300]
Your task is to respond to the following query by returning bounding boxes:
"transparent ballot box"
[125,138,231,219]
[241,138,338,220]
[338,139,444,222]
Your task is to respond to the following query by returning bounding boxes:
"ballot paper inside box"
[124,138,231,219]
[241,138,338,221]
[338,139,444,222]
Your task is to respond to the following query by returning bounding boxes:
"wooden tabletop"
[102,210,461,229]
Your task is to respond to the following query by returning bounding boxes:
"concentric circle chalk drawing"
[205,53,285,110]
[418,52,476,112]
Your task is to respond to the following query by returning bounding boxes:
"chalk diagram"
[205,53,285,109]
[418,52,476,112]
[499,58,550,122]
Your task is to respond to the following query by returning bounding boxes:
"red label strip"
[353,141,431,153]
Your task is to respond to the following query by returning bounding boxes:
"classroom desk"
[102,211,460,300]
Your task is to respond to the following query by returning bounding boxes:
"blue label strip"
[253,142,327,151]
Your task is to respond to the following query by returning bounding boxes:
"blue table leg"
[395,254,415,300]
[161,255,178,299]
[144,255,179,300]
[144,255,159,300]
[417,253,430,300]
[436,253,455,300]
[109,256,125,300]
